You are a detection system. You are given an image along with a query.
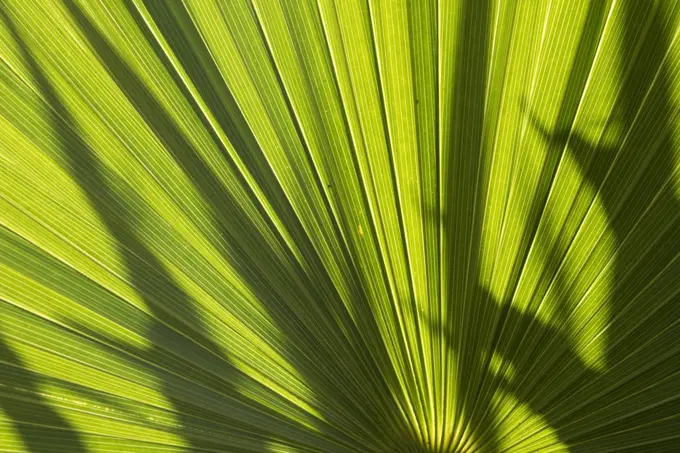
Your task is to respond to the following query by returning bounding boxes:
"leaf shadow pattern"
[433,1,680,452]
[515,1,680,448]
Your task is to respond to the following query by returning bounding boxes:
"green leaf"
[1,0,680,452]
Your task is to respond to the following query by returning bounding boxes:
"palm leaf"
[1,1,679,452]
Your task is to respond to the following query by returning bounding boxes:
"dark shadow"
[437,0,497,451]
[475,1,680,451]
[436,1,680,452]
[432,287,603,452]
